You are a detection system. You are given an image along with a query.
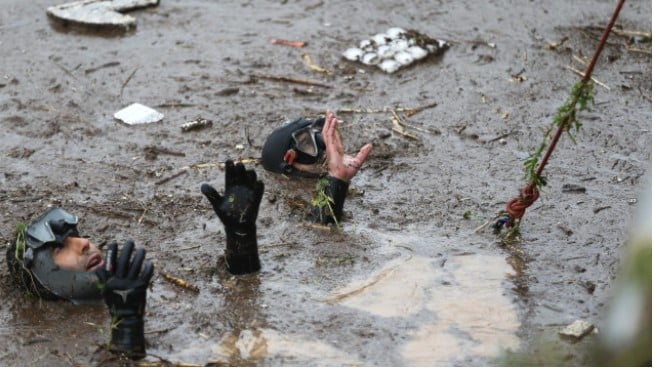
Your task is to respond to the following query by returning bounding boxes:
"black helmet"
[261,117,326,177]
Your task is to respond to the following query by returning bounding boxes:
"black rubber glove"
[201,160,264,275]
[96,241,154,360]
[307,176,349,225]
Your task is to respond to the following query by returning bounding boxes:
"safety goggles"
[290,123,324,163]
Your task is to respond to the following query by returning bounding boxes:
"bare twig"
[564,65,610,90]
[250,73,331,88]
[160,271,200,293]
[271,38,306,47]
[302,54,332,75]
[389,110,420,140]
[120,67,139,98]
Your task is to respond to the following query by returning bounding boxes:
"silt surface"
[0,0,651,366]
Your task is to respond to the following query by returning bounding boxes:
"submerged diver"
[261,110,373,224]
[5,162,264,358]
[6,208,153,358]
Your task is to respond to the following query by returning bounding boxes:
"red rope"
[503,0,626,228]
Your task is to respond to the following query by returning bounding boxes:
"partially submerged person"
[201,160,265,275]
[261,110,373,224]
[6,207,154,359]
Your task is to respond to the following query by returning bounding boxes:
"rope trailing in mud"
[499,0,626,230]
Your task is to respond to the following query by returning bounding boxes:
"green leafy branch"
[523,81,594,188]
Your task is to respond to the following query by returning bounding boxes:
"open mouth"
[86,253,104,272]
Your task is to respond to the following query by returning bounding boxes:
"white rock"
[376,45,394,59]
[361,52,380,65]
[559,320,595,339]
[359,39,373,50]
[343,47,363,61]
[386,27,406,39]
[379,59,401,74]
[407,46,428,60]
[394,51,414,65]
[389,38,409,53]
[372,33,389,46]
[114,103,163,125]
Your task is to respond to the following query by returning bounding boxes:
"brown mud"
[0,0,651,366]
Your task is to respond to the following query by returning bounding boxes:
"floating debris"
[342,27,449,73]
[47,0,160,31]
[114,103,164,125]
[559,319,595,340]
[161,271,199,293]
[181,117,213,132]
[271,38,306,48]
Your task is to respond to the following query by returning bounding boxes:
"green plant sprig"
[311,178,341,229]
[523,81,594,188]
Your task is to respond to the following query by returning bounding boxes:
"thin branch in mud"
[302,53,332,75]
[403,102,438,117]
[145,327,173,335]
[63,352,82,367]
[138,209,148,224]
[485,130,517,143]
[337,102,438,117]
[300,222,333,232]
[543,36,569,50]
[179,158,260,171]
[563,65,610,90]
[120,67,139,98]
[250,72,331,88]
[155,170,188,185]
[178,244,201,251]
[611,28,652,40]
[389,109,420,141]
[271,38,306,48]
[136,353,202,367]
[155,158,259,185]
[624,46,651,55]
[52,60,78,80]
[84,61,120,74]
[572,54,589,67]
[160,271,200,293]
[156,102,197,108]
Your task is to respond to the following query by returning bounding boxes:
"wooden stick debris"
[250,72,331,88]
[625,46,651,55]
[337,102,438,117]
[544,36,569,50]
[120,67,139,98]
[564,65,610,90]
[179,158,260,171]
[270,38,306,48]
[160,271,200,293]
[389,110,420,140]
[302,54,331,75]
[154,158,260,185]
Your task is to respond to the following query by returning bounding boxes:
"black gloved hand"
[96,241,154,359]
[308,176,350,225]
[201,160,264,275]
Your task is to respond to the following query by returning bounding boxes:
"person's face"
[51,236,104,272]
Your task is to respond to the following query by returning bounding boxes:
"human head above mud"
[261,110,373,182]
[262,111,373,225]
[261,115,327,177]
[6,207,104,302]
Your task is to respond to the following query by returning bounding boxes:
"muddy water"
[1,0,651,366]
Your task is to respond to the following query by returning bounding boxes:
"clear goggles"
[291,125,324,160]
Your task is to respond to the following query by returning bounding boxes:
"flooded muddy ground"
[0,0,651,366]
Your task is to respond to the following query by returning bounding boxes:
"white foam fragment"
[114,103,164,125]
